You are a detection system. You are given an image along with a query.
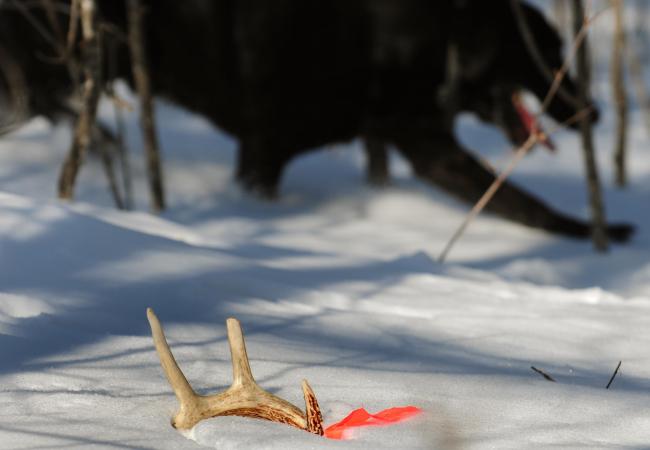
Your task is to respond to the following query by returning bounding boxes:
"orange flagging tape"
[324,406,422,440]
[513,97,556,151]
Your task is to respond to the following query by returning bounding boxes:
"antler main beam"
[146,308,323,435]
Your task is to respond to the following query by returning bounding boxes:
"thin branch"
[127,0,165,212]
[541,5,611,114]
[96,127,126,210]
[572,0,608,252]
[66,0,80,54]
[438,5,607,262]
[439,135,536,263]
[510,0,581,110]
[438,106,594,263]
[531,366,557,382]
[106,40,134,210]
[8,0,60,54]
[611,0,628,187]
[605,361,622,389]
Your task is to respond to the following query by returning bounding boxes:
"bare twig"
[9,1,97,200]
[541,5,610,114]
[98,148,125,209]
[40,0,81,87]
[510,0,581,110]
[106,40,134,210]
[438,108,593,262]
[439,135,536,263]
[40,0,65,42]
[438,3,609,262]
[127,0,165,212]
[66,0,80,54]
[531,366,557,382]
[9,0,82,84]
[605,361,622,389]
[611,0,628,187]
[8,0,61,56]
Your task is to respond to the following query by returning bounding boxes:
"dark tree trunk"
[58,0,102,200]
[612,0,628,187]
[127,0,165,212]
[572,0,609,251]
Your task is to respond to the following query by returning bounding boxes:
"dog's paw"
[606,223,635,243]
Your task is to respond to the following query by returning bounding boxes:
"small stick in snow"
[605,361,622,389]
[531,366,557,382]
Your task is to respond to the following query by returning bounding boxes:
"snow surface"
[2,8,650,450]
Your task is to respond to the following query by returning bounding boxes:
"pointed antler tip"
[146,307,158,323]
[226,317,244,336]
[301,378,324,436]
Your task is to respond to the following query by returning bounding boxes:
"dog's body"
[0,0,633,240]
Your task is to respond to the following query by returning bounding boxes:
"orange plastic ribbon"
[513,95,556,152]
[324,406,422,440]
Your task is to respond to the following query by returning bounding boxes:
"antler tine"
[147,308,197,405]
[226,318,255,387]
[302,379,324,435]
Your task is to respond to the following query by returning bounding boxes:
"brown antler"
[146,308,323,435]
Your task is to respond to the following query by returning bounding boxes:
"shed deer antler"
[146,308,323,435]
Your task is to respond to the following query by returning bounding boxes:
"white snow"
[2,7,650,450]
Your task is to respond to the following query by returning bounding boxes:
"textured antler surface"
[146,308,323,434]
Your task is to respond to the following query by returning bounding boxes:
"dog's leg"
[236,138,293,199]
[392,132,633,242]
[364,136,390,186]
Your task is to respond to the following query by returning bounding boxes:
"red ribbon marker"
[324,406,422,440]
[512,93,556,152]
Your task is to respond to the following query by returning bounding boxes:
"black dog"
[0,0,633,241]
